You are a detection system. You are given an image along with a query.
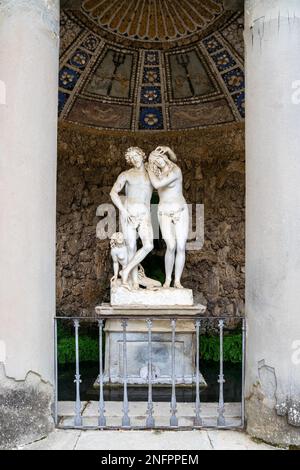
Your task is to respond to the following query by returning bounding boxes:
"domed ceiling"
[59,1,244,131]
[81,0,228,48]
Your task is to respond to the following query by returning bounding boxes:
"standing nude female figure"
[147,146,189,289]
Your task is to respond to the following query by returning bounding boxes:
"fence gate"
[54,314,245,430]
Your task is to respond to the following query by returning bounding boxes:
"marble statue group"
[110,145,189,292]
[99,146,205,387]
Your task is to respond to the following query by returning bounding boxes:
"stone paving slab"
[74,430,213,451]
[58,401,88,417]
[20,429,281,451]
[18,430,81,451]
[207,430,279,450]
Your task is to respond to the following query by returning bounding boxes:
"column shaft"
[245,0,300,445]
[0,1,59,383]
[0,0,59,449]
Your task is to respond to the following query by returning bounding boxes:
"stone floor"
[19,429,279,450]
[57,401,242,428]
[17,401,281,450]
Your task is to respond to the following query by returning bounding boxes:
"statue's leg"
[174,206,189,288]
[120,216,137,288]
[121,215,154,284]
[159,213,176,288]
[131,267,139,289]
[128,244,138,288]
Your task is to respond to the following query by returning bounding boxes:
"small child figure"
[110,232,162,290]
[110,232,128,287]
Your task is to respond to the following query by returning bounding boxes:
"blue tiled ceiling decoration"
[59,2,245,131]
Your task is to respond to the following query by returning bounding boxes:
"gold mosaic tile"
[60,8,245,131]
[138,1,150,38]
[128,1,144,37]
[82,0,226,46]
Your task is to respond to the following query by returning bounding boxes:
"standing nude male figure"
[110,147,154,289]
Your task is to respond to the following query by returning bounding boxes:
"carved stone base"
[95,290,207,387]
[95,320,207,387]
[110,286,194,306]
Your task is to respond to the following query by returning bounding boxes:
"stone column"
[245,0,300,446]
[0,1,59,448]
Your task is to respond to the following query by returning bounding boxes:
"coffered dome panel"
[59,3,244,132]
[79,0,231,49]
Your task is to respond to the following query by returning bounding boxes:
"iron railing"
[54,315,245,430]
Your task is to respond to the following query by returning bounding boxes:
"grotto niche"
[57,2,245,320]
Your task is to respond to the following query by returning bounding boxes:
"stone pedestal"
[95,301,207,387]
[111,286,193,307]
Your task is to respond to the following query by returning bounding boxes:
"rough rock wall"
[57,122,245,317]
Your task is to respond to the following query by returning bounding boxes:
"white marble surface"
[104,319,197,332]
[102,320,204,385]
[111,286,193,306]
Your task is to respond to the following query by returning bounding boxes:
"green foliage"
[57,323,99,364]
[57,322,67,341]
[200,333,242,363]
[57,322,242,364]
[58,335,99,364]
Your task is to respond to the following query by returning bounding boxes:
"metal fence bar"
[98,319,106,427]
[55,315,245,431]
[194,319,202,426]
[73,319,82,427]
[146,318,155,428]
[54,318,58,426]
[121,319,130,427]
[170,319,178,427]
[217,319,226,427]
[55,315,244,321]
[241,318,246,427]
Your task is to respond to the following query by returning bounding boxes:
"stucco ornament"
[0,0,60,36]
[147,146,189,289]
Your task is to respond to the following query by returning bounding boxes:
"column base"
[246,385,300,447]
[0,364,54,450]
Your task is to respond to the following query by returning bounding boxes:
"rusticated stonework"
[56,122,245,319]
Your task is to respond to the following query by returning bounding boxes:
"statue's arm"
[110,172,127,216]
[156,146,177,162]
[147,167,180,189]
